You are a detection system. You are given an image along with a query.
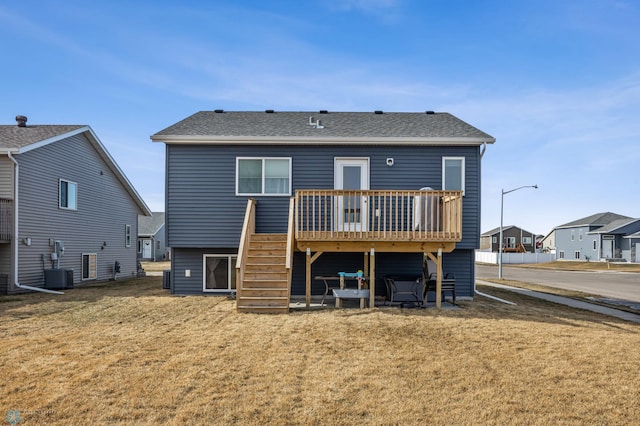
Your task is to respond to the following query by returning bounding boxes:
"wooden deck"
[236,190,463,312]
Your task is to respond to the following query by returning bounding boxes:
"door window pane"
[443,157,465,195]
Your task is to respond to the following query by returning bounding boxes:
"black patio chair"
[383,276,423,307]
[422,260,456,304]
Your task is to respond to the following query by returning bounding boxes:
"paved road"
[476,264,640,304]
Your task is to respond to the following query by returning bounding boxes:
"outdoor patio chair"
[422,260,456,304]
[383,276,423,307]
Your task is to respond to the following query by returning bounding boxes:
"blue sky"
[2,0,639,235]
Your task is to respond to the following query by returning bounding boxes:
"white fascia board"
[16,126,90,153]
[151,135,496,145]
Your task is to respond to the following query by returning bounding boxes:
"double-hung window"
[442,157,465,195]
[236,158,291,195]
[59,179,77,210]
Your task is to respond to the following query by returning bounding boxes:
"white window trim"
[559,251,565,259]
[203,254,237,292]
[574,250,581,259]
[442,157,465,196]
[236,157,292,196]
[82,253,97,281]
[59,179,78,210]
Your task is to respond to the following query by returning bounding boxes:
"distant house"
[151,110,495,312]
[540,229,556,254]
[137,212,166,261]
[0,116,151,294]
[554,212,640,262]
[480,225,537,253]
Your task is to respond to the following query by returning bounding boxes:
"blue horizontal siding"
[167,144,481,248]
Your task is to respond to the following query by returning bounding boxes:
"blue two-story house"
[151,110,495,312]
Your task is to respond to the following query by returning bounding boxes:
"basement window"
[82,253,97,280]
[203,254,237,292]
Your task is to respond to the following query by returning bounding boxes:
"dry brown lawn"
[1,277,639,425]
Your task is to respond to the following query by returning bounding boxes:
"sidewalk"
[477,280,640,324]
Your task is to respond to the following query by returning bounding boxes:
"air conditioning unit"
[44,269,74,290]
[162,270,171,290]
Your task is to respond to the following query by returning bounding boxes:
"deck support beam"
[425,249,443,309]
[305,249,323,308]
[368,248,375,308]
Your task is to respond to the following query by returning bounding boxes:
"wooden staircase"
[237,233,290,313]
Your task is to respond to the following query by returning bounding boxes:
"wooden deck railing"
[235,198,256,298]
[294,190,462,242]
[0,198,12,241]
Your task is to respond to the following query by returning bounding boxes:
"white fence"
[475,251,556,264]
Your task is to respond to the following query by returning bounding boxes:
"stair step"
[247,256,286,265]
[251,233,287,242]
[237,306,290,314]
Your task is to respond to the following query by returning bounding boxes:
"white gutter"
[7,152,63,295]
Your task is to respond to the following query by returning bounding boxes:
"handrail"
[294,189,462,242]
[285,197,295,271]
[235,198,256,297]
[285,197,295,298]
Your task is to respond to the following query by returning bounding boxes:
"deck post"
[436,248,442,309]
[306,248,311,308]
[369,248,375,308]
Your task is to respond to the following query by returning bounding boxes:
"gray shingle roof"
[588,218,640,234]
[151,111,495,142]
[556,212,632,229]
[0,125,84,150]
[138,212,165,236]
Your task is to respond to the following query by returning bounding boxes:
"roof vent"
[425,111,435,115]
[265,109,274,113]
[214,109,224,113]
[16,115,27,127]
[319,110,328,114]
[374,110,383,114]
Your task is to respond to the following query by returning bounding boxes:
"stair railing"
[285,197,295,299]
[236,198,256,303]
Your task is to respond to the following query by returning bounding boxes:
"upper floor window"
[59,179,77,210]
[236,158,291,196]
[125,225,131,247]
[522,236,532,244]
[442,157,465,195]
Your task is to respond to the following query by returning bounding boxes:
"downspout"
[475,141,488,295]
[7,152,63,294]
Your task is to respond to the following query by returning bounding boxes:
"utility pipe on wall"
[7,152,63,295]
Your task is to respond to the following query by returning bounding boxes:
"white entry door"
[602,239,614,258]
[334,158,369,232]
[142,239,152,259]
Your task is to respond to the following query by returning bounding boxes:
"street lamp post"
[499,185,538,279]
